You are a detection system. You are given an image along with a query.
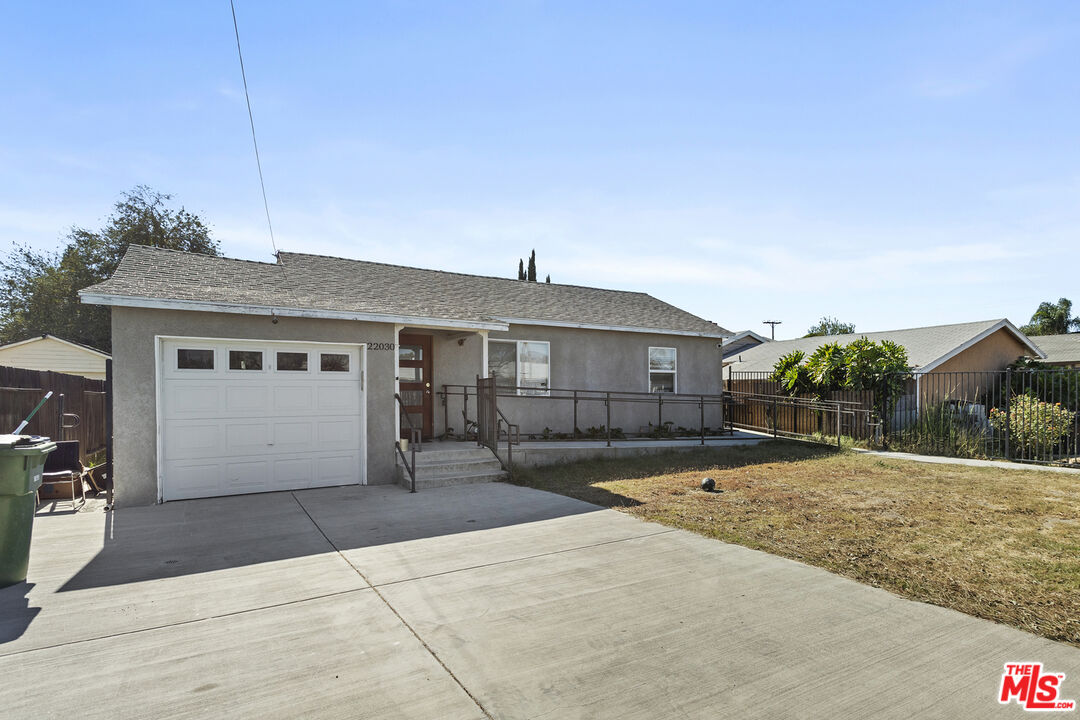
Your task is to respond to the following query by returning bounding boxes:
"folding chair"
[39,440,87,511]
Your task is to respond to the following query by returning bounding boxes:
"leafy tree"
[0,186,219,352]
[1020,298,1079,336]
[804,316,855,337]
[517,259,526,280]
[527,249,537,282]
[804,342,847,393]
[771,350,813,396]
[772,339,912,426]
[545,274,550,284]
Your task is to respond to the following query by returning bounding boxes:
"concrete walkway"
[1,483,1077,718]
[852,447,1080,474]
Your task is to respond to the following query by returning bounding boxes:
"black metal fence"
[442,383,729,446]
[730,367,1080,466]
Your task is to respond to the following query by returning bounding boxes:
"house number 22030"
[367,342,396,351]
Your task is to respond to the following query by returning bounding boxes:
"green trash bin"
[0,435,56,588]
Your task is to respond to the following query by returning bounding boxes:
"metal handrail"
[394,392,423,452]
[393,393,421,492]
[440,382,733,446]
[495,407,520,446]
[441,383,729,403]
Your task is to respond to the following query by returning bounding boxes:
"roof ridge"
[276,250,656,298]
[126,244,280,268]
[769,318,1006,342]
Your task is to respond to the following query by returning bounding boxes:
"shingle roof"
[1031,334,1080,364]
[80,245,730,337]
[724,319,1044,373]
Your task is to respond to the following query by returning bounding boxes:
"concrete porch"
[422,431,769,468]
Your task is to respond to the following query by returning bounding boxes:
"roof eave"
[490,315,731,339]
[918,319,1048,372]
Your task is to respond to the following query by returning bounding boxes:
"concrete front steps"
[396,444,507,490]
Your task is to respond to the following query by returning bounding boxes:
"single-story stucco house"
[79,246,731,506]
[1031,333,1080,369]
[0,334,110,380]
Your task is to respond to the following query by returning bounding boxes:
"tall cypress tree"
[545,275,550,283]
[517,258,525,280]
[527,249,537,282]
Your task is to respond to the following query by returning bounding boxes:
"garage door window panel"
[320,353,350,372]
[177,348,214,371]
[229,350,263,371]
[276,351,309,372]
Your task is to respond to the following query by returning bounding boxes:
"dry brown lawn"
[509,441,1080,647]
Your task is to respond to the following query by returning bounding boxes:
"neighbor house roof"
[721,330,770,360]
[0,334,110,358]
[1031,334,1080,365]
[724,319,1045,374]
[79,245,730,338]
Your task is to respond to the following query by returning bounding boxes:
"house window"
[229,350,263,371]
[320,353,349,372]
[648,347,676,393]
[177,348,214,370]
[276,351,308,371]
[488,340,550,395]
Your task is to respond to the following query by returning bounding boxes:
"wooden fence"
[726,378,876,440]
[0,365,107,462]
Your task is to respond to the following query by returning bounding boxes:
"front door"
[398,333,433,440]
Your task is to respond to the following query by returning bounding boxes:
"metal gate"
[476,376,498,452]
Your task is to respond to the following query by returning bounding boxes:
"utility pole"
[763,320,782,340]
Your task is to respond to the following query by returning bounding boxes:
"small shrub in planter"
[989,394,1076,454]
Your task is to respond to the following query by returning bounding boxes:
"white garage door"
[159,338,365,501]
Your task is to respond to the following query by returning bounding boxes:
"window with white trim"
[648,347,676,393]
[488,340,550,395]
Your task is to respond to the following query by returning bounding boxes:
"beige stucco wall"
[921,328,1030,404]
[478,325,724,436]
[111,306,397,506]
[0,336,108,380]
[430,331,484,437]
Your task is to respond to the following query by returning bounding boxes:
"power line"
[762,320,782,340]
[229,0,278,257]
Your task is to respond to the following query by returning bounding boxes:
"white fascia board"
[491,316,731,339]
[919,319,1047,373]
[80,292,509,333]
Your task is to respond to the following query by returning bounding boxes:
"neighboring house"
[0,334,110,380]
[721,330,770,363]
[80,246,731,506]
[725,318,1046,405]
[1031,334,1080,369]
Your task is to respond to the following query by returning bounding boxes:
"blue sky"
[1,1,1077,340]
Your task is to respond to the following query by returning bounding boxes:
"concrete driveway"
[1,483,1077,719]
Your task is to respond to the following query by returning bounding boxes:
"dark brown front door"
[398,333,433,440]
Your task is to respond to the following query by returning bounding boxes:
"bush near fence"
[0,365,107,463]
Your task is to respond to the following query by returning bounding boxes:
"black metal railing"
[394,393,420,492]
[441,383,731,447]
